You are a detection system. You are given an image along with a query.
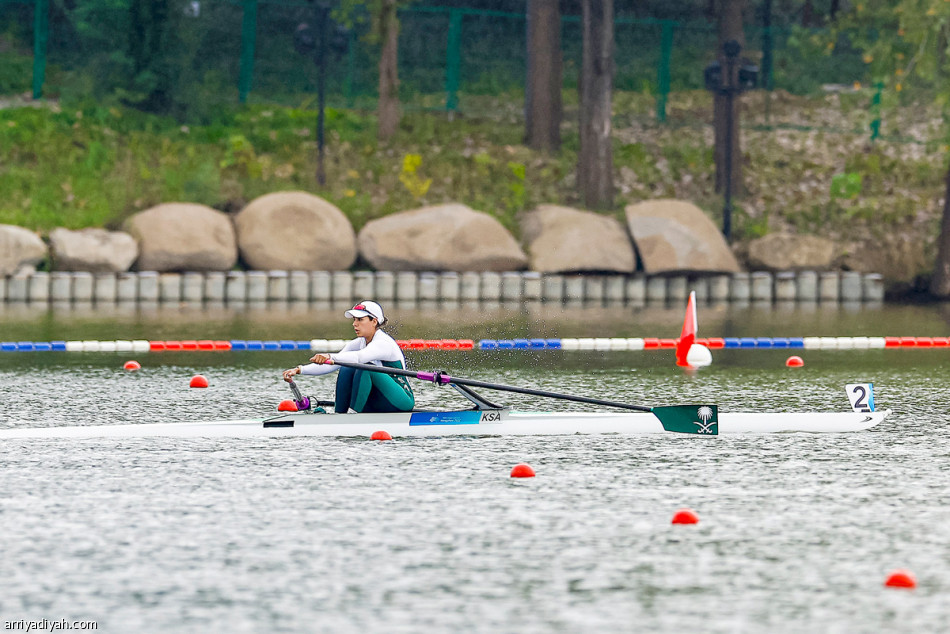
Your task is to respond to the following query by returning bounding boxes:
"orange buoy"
[189,374,209,388]
[277,399,298,412]
[123,360,141,371]
[371,430,392,441]
[510,463,536,478]
[884,569,917,589]
[786,355,805,367]
[671,508,699,524]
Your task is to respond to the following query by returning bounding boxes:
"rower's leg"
[353,372,415,413]
[334,366,359,413]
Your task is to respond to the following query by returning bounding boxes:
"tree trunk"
[525,0,562,152]
[928,164,950,297]
[578,0,614,210]
[377,0,400,142]
[713,0,745,196]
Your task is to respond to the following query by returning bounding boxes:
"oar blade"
[652,404,719,435]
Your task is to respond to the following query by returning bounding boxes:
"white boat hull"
[0,408,891,439]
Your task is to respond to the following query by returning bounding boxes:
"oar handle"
[326,359,653,413]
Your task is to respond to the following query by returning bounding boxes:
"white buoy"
[686,343,713,367]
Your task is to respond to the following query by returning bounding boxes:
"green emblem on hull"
[652,405,719,435]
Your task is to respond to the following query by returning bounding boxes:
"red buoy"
[510,463,536,478]
[371,430,392,441]
[672,508,699,524]
[189,374,209,388]
[123,360,141,371]
[786,355,805,367]
[277,399,297,412]
[884,570,917,589]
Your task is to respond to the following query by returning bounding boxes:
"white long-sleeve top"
[299,329,408,376]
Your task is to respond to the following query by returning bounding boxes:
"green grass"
[0,90,944,255]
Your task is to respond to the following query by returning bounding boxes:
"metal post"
[32,0,49,99]
[239,0,259,103]
[722,41,740,241]
[723,79,734,240]
[445,9,462,114]
[316,3,329,186]
[761,0,773,124]
[344,28,356,108]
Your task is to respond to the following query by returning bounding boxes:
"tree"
[712,0,746,198]
[127,0,174,113]
[835,1,950,296]
[525,0,562,152]
[376,0,400,141]
[337,0,412,141]
[578,0,614,210]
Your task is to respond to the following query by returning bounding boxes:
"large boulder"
[520,204,635,273]
[234,191,356,270]
[842,234,930,292]
[49,227,138,272]
[358,203,528,272]
[125,203,237,271]
[0,224,47,276]
[625,199,741,274]
[746,233,836,270]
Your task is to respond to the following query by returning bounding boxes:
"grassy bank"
[0,90,944,261]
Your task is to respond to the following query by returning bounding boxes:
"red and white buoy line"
[1,335,949,353]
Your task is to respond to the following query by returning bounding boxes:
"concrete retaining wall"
[0,270,885,304]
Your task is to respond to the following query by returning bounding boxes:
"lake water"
[1,302,949,632]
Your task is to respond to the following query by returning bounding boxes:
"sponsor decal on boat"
[409,411,482,426]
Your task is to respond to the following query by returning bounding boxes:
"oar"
[320,359,719,435]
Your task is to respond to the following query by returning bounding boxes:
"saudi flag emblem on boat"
[651,404,719,435]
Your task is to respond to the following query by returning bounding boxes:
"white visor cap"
[345,300,385,323]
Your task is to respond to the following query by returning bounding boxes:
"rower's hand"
[282,367,300,383]
[310,353,333,365]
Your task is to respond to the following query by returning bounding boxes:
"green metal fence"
[7,1,873,124]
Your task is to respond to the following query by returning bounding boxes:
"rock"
[746,233,836,270]
[0,224,47,276]
[358,203,528,272]
[842,234,930,291]
[125,203,237,272]
[520,204,635,273]
[625,199,741,274]
[234,191,356,271]
[49,227,138,272]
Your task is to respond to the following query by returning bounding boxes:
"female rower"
[282,300,415,414]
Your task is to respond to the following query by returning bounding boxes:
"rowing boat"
[0,406,890,440]
[0,366,889,439]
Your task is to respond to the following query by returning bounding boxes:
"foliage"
[830,172,862,199]
[398,153,431,199]
[0,90,944,254]
[831,1,950,108]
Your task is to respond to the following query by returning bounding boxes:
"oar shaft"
[327,359,653,413]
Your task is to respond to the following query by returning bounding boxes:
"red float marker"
[370,430,392,441]
[189,375,209,388]
[123,360,141,371]
[786,355,805,367]
[884,569,917,589]
[671,508,699,524]
[510,463,536,478]
[277,399,297,412]
[676,290,698,367]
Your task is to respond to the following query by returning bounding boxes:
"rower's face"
[353,316,377,337]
